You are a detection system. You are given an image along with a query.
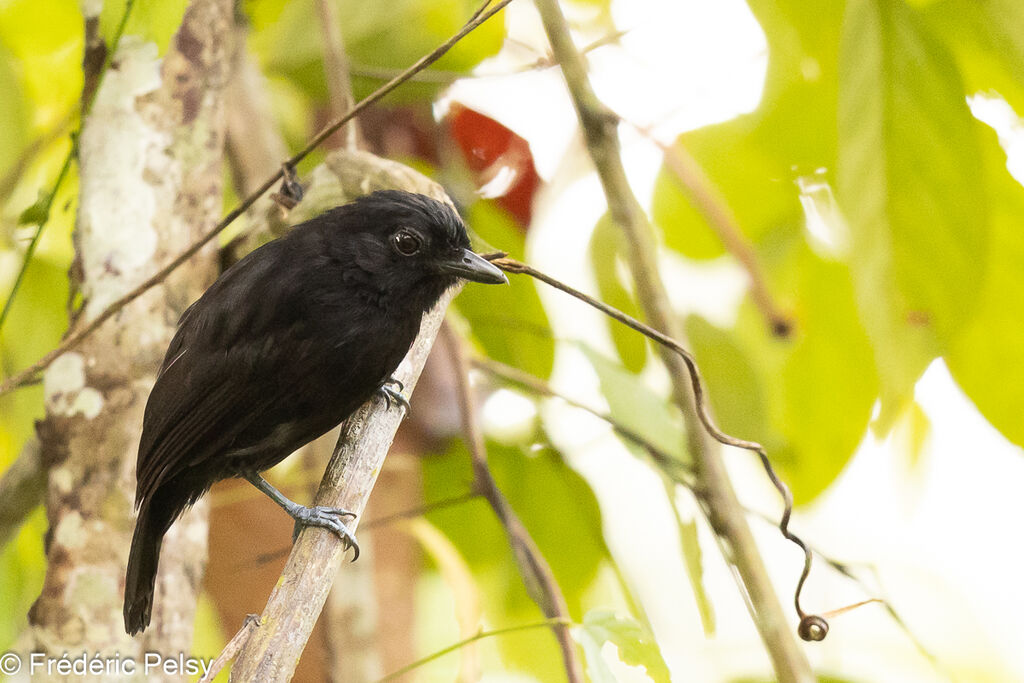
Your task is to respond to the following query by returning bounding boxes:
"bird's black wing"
[135,235,347,505]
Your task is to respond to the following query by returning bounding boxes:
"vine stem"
[444,323,584,682]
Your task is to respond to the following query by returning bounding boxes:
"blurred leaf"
[651,122,804,262]
[191,593,229,683]
[684,316,770,445]
[743,0,844,169]
[1,258,70,453]
[575,609,670,683]
[100,0,188,55]
[0,508,45,650]
[665,486,714,636]
[580,347,716,634]
[892,401,931,469]
[0,40,28,178]
[947,136,1024,449]
[405,516,482,676]
[0,0,82,128]
[922,0,1024,112]
[837,0,987,423]
[18,191,51,226]
[687,243,878,502]
[589,214,646,372]
[247,0,505,102]
[422,439,609,679]
[580,344,688,463]
[455,200,554,379]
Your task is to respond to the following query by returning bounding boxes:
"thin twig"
[0,0,514,398]
[642,130,792,337]
[377,618,573,683]
[444,323,584,683]
[347,29,628,84]
[198,614,260,683]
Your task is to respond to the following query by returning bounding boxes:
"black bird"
[124,190,506,635]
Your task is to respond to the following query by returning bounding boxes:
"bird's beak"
[439,249,508,284]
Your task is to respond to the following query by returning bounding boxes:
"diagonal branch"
[444,323,584,683]
[221,150,460,681]
[228,288,456,681]
[0,0,514,398]
[519,6,817,677]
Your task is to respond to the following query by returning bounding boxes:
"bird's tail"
[123,497,174,635]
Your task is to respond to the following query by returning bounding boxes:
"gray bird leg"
[244,472,359,560]
[377,376,411,414]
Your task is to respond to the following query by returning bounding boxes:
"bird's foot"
[290,505,360,559]
[377,377,410,415]
[244,472,360,559]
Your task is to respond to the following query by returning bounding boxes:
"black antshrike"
[124,190,506,635]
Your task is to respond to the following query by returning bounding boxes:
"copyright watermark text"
[0,651,213,677]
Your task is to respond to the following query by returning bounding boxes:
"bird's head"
[316,190,506,308]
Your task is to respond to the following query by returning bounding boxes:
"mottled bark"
[27,0,231,677]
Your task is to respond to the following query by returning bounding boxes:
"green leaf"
[744,0,844,169]
[421,439,610,680]
[651,120,805,262]
[17,191,51,226]
[837,0,987,422]
[946,136,1024,448]
[455,201,554,379]
[686,243,878,502]
[0,39,27,178]
[0,0,83,125]
[684,315,770,446]
[100,0,188,55]
[575,610,670,683]
[589,214,647,372]
[581,347,716,633]
[580,344,688,464]
[923,0,1024,113]
[664,483,715,636]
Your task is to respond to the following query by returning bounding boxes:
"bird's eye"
[392,230,422,256]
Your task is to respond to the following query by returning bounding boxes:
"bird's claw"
[270,163,304,211]
[377,377,410,415]
[290,505,360,560]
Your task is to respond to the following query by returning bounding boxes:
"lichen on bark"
[27,0,233,678]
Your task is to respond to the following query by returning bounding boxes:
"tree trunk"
[28,0,231,677]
